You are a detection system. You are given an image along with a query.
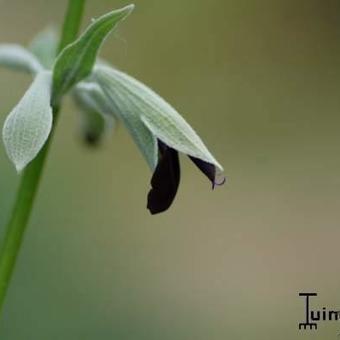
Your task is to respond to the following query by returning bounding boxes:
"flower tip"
[15,162,26,173]
[212,175,227,190]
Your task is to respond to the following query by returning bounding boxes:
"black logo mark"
[298,292,340,331]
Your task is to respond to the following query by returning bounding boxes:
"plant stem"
[58,0,86,52]
[0,0,86,315]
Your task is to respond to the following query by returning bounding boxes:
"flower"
[0,7,223,214]
[93,65,225,214]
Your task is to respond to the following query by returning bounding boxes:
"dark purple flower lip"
[147,140,225,214]
[147,141,180,214]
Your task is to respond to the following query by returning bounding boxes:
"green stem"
[58,0,86,52]
[0,0,86,315]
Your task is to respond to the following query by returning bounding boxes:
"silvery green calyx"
[0,3,224,214]
[93,65,225,214]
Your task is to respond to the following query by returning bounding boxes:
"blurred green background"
[0,0,340,339]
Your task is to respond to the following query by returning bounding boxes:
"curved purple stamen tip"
[189,156,226,190]
[212,176,226,190]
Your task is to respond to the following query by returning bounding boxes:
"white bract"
[2,71,53,172]
[0,44,43,74]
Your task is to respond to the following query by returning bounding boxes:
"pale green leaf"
[52,4,134,105]
[29,27,58,69]
[0,44,43,74]
[2,71,53,172]
[94,65,223,171]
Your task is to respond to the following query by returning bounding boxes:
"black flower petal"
[189,156,225,189]
[147,141,180,214]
